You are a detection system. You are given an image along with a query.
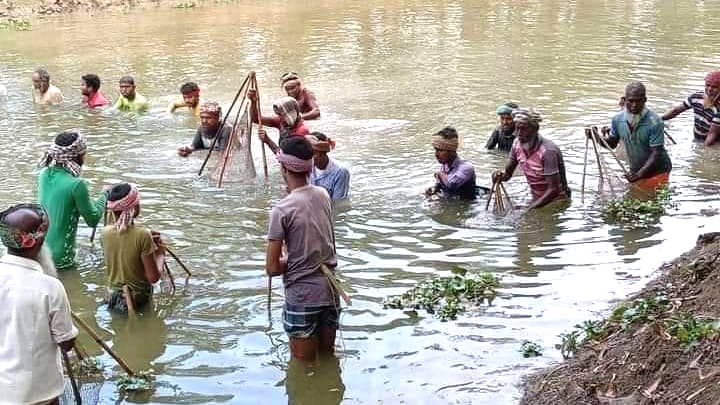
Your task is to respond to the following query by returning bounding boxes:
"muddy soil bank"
[521,232,720,405]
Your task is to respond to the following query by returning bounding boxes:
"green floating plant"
[384,269,499,321]
[603,185,674,227]
[73,357,104,379]
[520,341,543,358]
[0,19,32,31]
[117,370,154,392]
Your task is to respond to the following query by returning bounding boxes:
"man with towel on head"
[486,102,518,152]
[280,72,320,121]
[307,132,350,201]
[251,94,311,154]
[0,203,78,405]
[265,136,340,362]
[38,131,107,270]
[492,108,571,209]
[178,101,233,156]
[102,183,162,313]
[426,126,478,199]
[664,71,720,147]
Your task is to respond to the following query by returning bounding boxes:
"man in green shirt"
[38,132,106,270]
[102,183,161,313]
[113,75,150,112]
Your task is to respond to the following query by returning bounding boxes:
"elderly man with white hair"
[0,203,78,404]
[492,108,571,209]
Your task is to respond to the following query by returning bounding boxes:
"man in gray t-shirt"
[266,136,339,362]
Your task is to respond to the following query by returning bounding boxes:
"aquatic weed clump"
[383,268,500,321]
[0,18,32,31]
[603,185,674,227]
[117,370,154,392]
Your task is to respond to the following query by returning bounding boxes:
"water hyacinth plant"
[520,341,543,358]
[603,185,674,227]
[383,267,499,321]
[117,370,154,392]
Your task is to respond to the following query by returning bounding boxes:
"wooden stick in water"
[485,181,496,210]
[251,72,269,180]
[163,261,176,295]
[581,130,590,200]
[199,73,251,176]
[71,312,135,376]
[267,274,272,325]
[592,126,630,177]
[62,348,82,405]
[498,182,514,211]
[664,129,677,145]
[165,247,192,277]
[588,130,605,185]
[320,264,352,306]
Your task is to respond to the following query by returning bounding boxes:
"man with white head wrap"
[492,108,570,209]
[280,72,321,121]
[37,131,107,269]
[178,101,234,156]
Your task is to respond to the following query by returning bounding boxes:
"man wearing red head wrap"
[662,71,720,143]
[307,132,350,201]
[102,183,162,313]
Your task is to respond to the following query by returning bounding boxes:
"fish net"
[209,108,257,185]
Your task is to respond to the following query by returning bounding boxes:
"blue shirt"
[610,108,672,176]
[436,156,477,199]
[310,158,350,201]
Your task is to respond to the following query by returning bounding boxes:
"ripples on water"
[1,1,720,403]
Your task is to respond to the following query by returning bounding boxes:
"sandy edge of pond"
[520,232,720,405]
[0,0,216,20]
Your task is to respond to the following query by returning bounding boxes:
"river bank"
[521,232,720,405]
[0,0,206,20]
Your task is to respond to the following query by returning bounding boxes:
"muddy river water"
[1,1,720,403]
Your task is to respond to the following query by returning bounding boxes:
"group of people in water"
[2,65,720,403]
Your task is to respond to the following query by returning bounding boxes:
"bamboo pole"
[592,126,630,177]
[71,312,135,376]
[62,349,82,405]
[199,74,251,176]
[217,77,253,187]
[163,261,176,295]
[250,72,269,180]
[485,181,496,210]
[588,130,605,185]
[498,182,514,211]
[664,129,677,145]
[581,130,590,201]
[320,264,352,306]
[165,246,192,277]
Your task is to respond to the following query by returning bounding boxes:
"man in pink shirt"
[81,73,110,108]
[492,108,570,209]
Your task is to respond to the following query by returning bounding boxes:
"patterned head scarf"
[280,72,300,84]
[512,108,542,128]
[273,97,302,128]
[39,132,87,177]
[0,204,47,250]
[306,134,336,152]
[276,151,313,173]
[107,184,140,233]
[200,101,221,117]
[705,71,720,87]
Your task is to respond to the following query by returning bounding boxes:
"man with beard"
[597,82,672,189]
[425,126,478,199]
[492,108,570,209]
[102,183,162,313]
[280,72,320,121]
[265,137,340,362]
[113,75,150,112]
[0,203,78,404]
[38,131,107,270]
[663,71,720,146]
[81,73,110,108]
[177,101,233,156]
[486,102,519,152]
[168,82,203,116]
[31,68,64,105]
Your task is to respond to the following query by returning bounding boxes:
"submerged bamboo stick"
[250,72,269,180]
[71,312,135,376]
[581,131,590,200]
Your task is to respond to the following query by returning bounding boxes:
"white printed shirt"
[0,254,78,404]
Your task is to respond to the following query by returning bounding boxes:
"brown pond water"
[1,0,720,403]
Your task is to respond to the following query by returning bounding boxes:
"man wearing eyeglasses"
[0,203,78,404]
